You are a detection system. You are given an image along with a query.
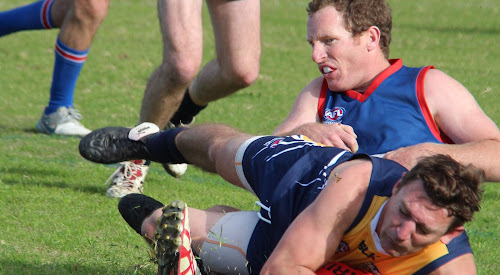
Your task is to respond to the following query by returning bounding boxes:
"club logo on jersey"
[323,107,345,124]
[264,137,285,149]
[337,240,350,253]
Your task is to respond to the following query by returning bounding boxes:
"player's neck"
[354,59,391,94]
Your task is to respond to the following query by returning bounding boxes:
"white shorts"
[199,210,259,275]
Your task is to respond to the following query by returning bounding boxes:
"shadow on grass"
[2,166,104,195]
[0,259,151,275]
[0,125,85,139]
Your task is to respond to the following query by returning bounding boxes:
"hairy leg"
[139,0,203,128]
[189,0,261,105]
[174,124,252,188]
[50,0,71,26]
[57,0,110,50]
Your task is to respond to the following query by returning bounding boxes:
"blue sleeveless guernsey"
[317,59,453,155]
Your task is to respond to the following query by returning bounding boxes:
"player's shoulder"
[330,158,373,188]
[300,76,325,95]
[423,68,462,89]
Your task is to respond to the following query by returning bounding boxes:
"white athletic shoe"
[105,160,149,198]
[163,122,188,178]
[36,106,91,137]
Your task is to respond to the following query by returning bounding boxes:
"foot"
[118,194,164,235]
[155,200,201,275]
[78,122,159,164]
[105,160,149,198]
[162,122,188,178]
[36,106,91,137]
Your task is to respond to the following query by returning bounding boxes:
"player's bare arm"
[273,76,324,135]
[261,159,372,274]
[385,69,500,181]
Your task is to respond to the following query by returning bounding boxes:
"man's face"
[377,180,454,257]
[306,6,371,92]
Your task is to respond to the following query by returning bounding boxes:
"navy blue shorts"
[235,135,354,273]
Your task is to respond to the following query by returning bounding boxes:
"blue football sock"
[145,128,188,164]
[0,0,55,36]
[45,38,89,114]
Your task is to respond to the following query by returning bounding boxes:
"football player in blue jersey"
[79,122,484,275]
[273,0,500,183]
[1,0,110,136]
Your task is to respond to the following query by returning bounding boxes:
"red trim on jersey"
[345,59,403,102]
[317,59,404,118]
[55,44,87,62]
[317,78,329,121]
[41,0,52,29]
[416,66,454,144]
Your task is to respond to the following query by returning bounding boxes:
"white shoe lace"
[106,161,145,189]
[67,107,84,121]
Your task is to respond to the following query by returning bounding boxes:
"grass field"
[0,0,499,274]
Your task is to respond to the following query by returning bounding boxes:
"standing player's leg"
[164,0,261,179]
[105,0,204,197]
[36,0,110,136]
[139,0,204,128]
[169,0,261,127]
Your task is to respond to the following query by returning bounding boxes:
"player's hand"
[384,143,438,169]
[292,123,359,153]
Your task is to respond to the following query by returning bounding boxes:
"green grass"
[0,0,499,274]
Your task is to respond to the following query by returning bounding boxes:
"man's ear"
[440,226,465,244]
[391,173,406,196]
[366,26,381,51]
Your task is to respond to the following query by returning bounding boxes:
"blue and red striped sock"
[45,38,89,114]
[0,0,55,36]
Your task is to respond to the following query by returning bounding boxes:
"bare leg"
[50,0,71,26]
[141,206,231,252]
[79,122,254,186]
[139,0,204,128]
[174,124,252,188]
[189,0,261,105]
[56,0,110,50]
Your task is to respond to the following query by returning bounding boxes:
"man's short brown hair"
[397,154,484,231]
[307,0,392,59]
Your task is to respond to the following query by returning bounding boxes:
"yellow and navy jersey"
[240,136,471,274]
[332,195,471,274]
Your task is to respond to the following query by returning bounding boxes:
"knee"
[71,0,110,26]
[223,60,260,89]
[160,56,202,87]
[50,0,71,26]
